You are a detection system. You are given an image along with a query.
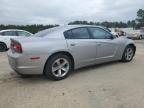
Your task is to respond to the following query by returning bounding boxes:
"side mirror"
[111,35,116,39]
[105,35,115,39]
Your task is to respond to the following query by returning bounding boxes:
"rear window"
[2,31,16,36]
[34,26,61,37]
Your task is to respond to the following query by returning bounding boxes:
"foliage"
[136,9,144,28]
[69,21,128,28]
[0,24,59,34]
[69,9,144,29]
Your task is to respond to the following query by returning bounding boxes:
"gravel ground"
[0,40,144,108]
[0,52,16,80]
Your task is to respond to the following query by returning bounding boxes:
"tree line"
[69,9,144,29]
[68,20,135,28]
[0,24,58,34]
[0,9,144,34]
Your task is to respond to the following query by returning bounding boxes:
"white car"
[0,29,33,51]
[125,29,143,40]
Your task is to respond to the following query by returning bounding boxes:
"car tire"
[139,35,142,40]
[44,54,72,80]
[121,45,135,62]
[0,42,7,52]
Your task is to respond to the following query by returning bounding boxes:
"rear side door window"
[2,31,16,36]
[64,27,90,39]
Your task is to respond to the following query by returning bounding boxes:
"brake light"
[11,40,22,53]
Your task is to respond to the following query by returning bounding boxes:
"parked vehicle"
[125,29,143,40]
[115,28,126,36]
[140,27,144,38]
[7,25,136,80]
[0,29,33,51]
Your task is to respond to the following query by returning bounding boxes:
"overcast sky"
[0,0,144,25]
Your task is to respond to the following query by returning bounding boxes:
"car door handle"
[70,44,76,46]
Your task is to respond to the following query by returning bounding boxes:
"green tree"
[136,9,144,28]
[131,20,136,29]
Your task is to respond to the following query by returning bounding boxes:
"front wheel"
[44,54,72,80]
[121,46,135,62]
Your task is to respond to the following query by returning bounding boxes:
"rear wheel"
[121,46,134,62]
[139,35,142,40]
[44,54,72,80]
[0,42,7,52]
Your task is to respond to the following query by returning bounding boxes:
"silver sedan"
[7,25,136,80]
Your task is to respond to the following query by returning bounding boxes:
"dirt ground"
[0,40,144,108]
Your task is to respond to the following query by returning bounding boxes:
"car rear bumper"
[127,36,140,40]
[7,50,44,75]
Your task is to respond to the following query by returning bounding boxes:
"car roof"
[34,25,107,38]
[58,25,105,30]
[0,29,28,33]
[41,25,105,33]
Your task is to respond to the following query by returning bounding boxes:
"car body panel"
[66,39,97,68]
[0,35,16,48]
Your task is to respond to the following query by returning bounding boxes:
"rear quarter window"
[64,30,73,39]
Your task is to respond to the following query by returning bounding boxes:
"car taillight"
[11,40,22,53]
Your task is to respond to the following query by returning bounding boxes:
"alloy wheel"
[0,43,6,52]
[52,58,70,77]
[125,48,134,61]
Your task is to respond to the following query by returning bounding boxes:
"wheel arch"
[0,41,6,44]
[43,51,75,74]
[0,41,7,49]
